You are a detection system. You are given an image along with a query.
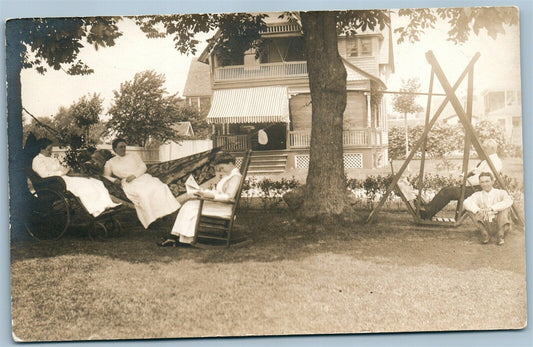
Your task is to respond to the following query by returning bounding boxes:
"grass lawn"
[10,208,527,342]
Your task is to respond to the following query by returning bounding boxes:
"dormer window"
[347,37,373,57]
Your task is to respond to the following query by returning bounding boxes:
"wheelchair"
[23,167,123,241]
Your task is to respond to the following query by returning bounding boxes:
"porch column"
[285,122,290,150]
[364,92,371,127]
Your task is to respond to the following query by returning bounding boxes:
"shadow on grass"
[10,208,526,275]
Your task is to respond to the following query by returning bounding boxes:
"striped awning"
[207,86,290,124]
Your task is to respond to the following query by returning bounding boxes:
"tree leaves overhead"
[336,10,390,35]
[395,7,518,44]
[16,16,122,75]
[135,13,268,64]
[135,14,218,54]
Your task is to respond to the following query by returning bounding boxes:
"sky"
[20,18,211,121]
[19,9,522,122]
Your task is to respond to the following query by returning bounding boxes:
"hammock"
[84,148,221,203]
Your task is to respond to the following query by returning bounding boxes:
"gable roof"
[183,58,212,98]
[342,57,386,89]
[172,121,194,137]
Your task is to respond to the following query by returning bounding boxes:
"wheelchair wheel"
[88,221,108,241]
[106,217,123,237]
[24,188,70,241]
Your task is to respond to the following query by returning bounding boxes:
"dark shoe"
[419,209,431,220]
[157,238,177,247]
[480,234,490,244]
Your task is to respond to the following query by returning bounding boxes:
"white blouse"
[212,168,242,201]
[32,153,69,178]
[103,153,146,181]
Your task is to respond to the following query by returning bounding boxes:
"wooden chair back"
[193,150,253,248]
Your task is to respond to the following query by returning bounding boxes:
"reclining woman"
[158,152,241,247]
[32,138,120,217]
[103,138,181,229]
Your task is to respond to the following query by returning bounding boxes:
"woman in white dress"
[158,153,241,247]
[32,138,120,217]
[103,138,181,229]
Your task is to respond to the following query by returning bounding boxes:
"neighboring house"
[182,58,212,114]
[159,121,213,162]
[481,88,522,145]
[172,121,195,137]
[192,12,395,171]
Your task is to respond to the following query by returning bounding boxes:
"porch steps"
[247,151,288,175]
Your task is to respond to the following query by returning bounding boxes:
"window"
[485,91,505,114]
[347,37,373,57]
[506,90,516,105]
[260,37,305,63]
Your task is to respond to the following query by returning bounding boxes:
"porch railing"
[289,129,383,148]
[214,61,307,82]
[213,135,251,152]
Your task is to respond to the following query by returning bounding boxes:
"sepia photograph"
[5,3,528,344]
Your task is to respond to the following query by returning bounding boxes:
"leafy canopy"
[107,70,203,147]
[16,17,122,75]
[392,78,424,115]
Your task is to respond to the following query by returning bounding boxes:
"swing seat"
[418,216,463,227]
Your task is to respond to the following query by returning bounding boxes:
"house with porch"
[481,88,522,146]
[194,13,394,173]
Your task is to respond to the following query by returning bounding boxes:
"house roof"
[172,121,194,137]
[207,86,290,124]
[342,57,386,89]
[182,58,212,97]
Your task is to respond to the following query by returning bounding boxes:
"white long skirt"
[62,176,120,217]
[122,173,180,229]
[170,199,232,243]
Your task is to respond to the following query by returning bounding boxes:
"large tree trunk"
[300,11,348,219]
[6,21,30,238]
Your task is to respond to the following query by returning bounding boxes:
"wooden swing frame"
[367,50,524,227]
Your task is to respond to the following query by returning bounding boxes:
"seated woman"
[32,138,120,217]
[103,138,180,229]
[159,152,241,247]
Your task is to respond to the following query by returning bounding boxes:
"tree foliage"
[107,70,196,147]
[394,7,518,44]
[23,116,57,144]
[55,93,104,148]
[23,93,105,148]
[22,94,106,169]
[388,120,512,160]
[389,124,463,159]
[392,78,424,115]
[16,17,123,75]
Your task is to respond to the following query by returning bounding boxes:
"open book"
[185,175,200,194]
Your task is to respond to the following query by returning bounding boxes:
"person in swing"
[419,139,502,220]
